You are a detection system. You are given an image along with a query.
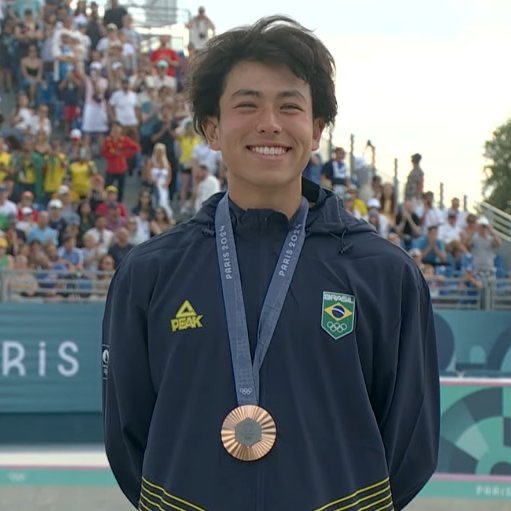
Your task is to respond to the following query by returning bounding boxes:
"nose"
[256,107,282,134]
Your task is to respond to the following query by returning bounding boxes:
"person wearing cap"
[48,198,67,243]
[186,6,216,54]
[56,183,80,225]
[103,17,439,510]
[149,35,178,82]
[97,23,120,55]
[66,129,83,162]
[105,201,127,232]
[101,123,140,202]
[469,216,502,276]
[51,14,76,73]
[96,185,128,219]
[54,28,79,83]
[438,209,467,266]
[17,206,37,236]
[152,59,176,91]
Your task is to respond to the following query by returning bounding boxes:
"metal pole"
[463,195,468,212]
[439,182,444,210]
[0,269,7,302]
[328,125,333,162]
[349,134,355,177]
[393,158,399,212]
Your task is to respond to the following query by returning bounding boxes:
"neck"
[227,178,302,220]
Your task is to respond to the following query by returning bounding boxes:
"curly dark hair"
[186,16,337,137]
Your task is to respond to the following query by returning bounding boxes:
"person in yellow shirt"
[12,138,44,202]
[0,137,11,183]
[176,119,200,208]
[43,139,68,202]
[347,185,368,218]
[69,147,97,199]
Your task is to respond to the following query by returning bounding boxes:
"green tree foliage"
[484,119,511,212]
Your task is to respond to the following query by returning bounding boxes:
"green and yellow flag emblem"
[321,291,355,340]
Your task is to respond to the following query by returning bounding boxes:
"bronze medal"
[221,404,276,461]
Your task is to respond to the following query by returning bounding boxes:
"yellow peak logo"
[170,300,203,332]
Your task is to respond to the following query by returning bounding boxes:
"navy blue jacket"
[103,179,439,511]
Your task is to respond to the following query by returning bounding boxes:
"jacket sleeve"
[102,258,156,508]
[372,264,440,510]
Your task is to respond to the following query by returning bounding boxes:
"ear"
[311,118,326,152]
[202,117,221,151]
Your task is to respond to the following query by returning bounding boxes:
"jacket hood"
[192,177,374,243]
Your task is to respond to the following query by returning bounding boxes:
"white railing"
[0,269,114,303]
[1,269,509,309]
[427,276,482,310]
[479,201,511,242]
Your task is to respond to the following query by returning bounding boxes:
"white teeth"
[251,146,287,156]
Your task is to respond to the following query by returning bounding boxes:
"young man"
[103,16,439,511]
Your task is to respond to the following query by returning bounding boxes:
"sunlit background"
[191,0,511,209]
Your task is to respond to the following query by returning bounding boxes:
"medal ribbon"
[215,193,308,405]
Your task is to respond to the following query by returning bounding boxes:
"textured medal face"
[221,405,276,461]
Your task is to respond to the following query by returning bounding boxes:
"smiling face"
[204,61,324,199]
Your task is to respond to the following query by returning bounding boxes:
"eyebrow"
[230,89,307,101]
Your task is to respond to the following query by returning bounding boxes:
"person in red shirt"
[95,185,128,219]
[149,35,179,79]
[100,123,139,202]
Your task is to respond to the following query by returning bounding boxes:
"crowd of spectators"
[0,1,505,304]
[311,150,505,301]
[0,1,222,299]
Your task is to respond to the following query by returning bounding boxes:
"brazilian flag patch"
[321,291,355,340]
